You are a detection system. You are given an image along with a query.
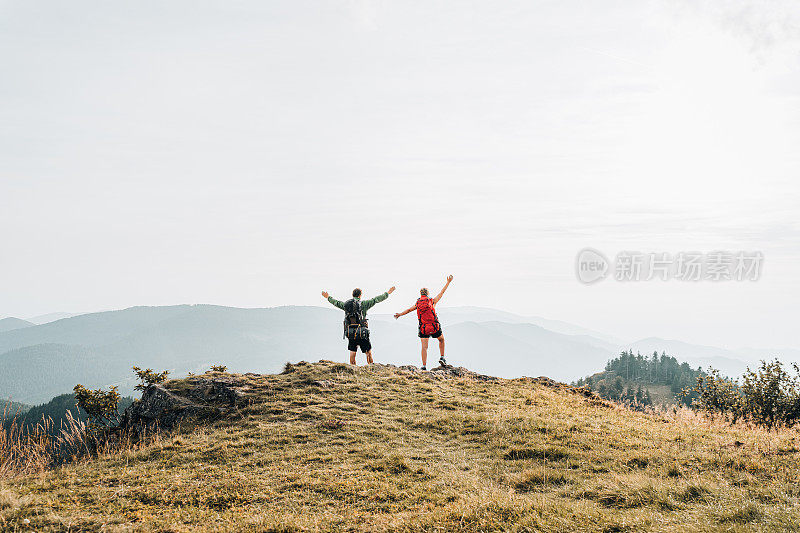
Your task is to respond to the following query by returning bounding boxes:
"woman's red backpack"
[416,296,440,335]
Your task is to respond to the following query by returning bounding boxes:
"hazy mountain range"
[0,305,796,404]
[0,317,34,333]
[26,312,84,325]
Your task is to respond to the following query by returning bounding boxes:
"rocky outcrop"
[186,377,245,406]
[118,376,248,434]
[426,365,499,382]
[117,385,211,433]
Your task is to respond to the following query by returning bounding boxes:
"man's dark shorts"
[419,327,443,339]
[348,337,372,352]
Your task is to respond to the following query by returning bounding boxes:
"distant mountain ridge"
[0,305,347,403]
[0,344,125,404]
[442,321,615,380]
[378,306,624,345]
[0,304,619,403]
[26,312,83,325]
[2,304,797,404]
[0,317,34,333]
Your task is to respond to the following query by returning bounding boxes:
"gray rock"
[119,384,228,434]
[428,365,499,382]
[186,377,244,406]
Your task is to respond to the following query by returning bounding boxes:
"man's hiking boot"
[421,366,426,371]
[439,356,448,367]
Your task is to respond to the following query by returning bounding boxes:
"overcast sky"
[1,1,799,348]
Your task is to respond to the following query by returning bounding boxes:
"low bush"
[73,384,121,427]
[689,359,800,430]
[133,366,170,391]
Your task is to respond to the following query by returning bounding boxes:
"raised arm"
[394,304,417,319]
[362,286,396,310]
[432,275,454,304]
[321,291,345,310]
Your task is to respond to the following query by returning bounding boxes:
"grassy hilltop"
[2,361,800,531]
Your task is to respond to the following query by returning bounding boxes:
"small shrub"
[739,360,800,430]
[73,385,121,426]
[132,366,170,391]
[686,368,742,422]
[210,365,228,372]
[688,360,800,430]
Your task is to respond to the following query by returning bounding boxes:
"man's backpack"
[343,298,369,340]
[416,296,440,335]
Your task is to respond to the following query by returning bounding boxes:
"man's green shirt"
[327,292,389,316]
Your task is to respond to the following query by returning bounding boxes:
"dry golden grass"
[0,411,92,478]
[2,361,800,531]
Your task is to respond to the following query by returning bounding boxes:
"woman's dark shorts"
[419,328,443,339]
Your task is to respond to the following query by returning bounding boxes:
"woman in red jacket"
[394,275,453,370]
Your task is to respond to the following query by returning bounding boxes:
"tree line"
[574,350,704,409]
[578,351,800,431]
